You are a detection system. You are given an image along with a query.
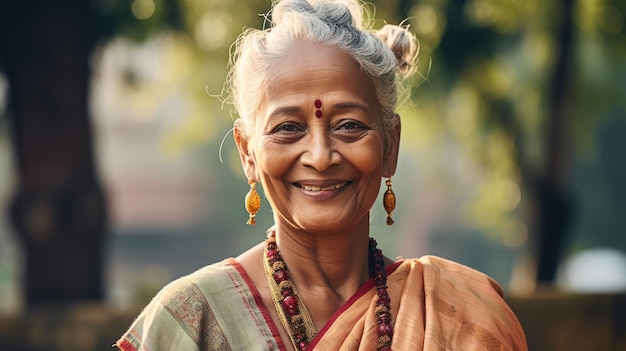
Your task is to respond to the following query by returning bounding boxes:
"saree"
[116,256,527,351]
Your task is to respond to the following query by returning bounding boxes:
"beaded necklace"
[263,231,393,351]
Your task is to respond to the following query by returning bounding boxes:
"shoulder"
[398,256,527,350]
[410,255,504,296]
[154,258,239,306]
[116,259,239,351]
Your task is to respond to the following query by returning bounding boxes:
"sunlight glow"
[132,0,156,20]
[195,12,230,51]
[559,249,626,292]
[412,4,438,34]
[494,180,521,211]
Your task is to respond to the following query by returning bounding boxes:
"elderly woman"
[116,0,527,350]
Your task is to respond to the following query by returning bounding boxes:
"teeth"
[301,182,346,192]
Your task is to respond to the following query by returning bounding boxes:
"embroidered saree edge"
[115,258,282,351]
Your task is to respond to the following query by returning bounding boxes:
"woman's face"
[235,41,400,233]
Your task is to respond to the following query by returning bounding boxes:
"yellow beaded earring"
[383,178,396,226]
[245,180,261,225]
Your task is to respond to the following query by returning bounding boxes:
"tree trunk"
[1,1,108,305]
[533,0,576,284]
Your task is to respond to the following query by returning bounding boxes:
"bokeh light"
[131,0,156,20]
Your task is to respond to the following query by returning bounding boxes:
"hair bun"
[376,24,419,78]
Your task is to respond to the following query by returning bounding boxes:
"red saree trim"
[229,258,289,351]
[116,338,138,351]
[307,260,404,349]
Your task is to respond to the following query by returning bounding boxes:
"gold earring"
[383,178,396,226]
[245,180,261,225]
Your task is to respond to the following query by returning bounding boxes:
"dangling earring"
[245,180,261,225]
[383,178,396,226]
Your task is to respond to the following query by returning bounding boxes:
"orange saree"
[310,256,527,350]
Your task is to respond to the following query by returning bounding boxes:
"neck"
[272,220,371,301]
[263,228,393,351]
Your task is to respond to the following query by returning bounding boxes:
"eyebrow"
[267,106,305,120]
[331,101,372,115]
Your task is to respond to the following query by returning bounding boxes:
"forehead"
[262,41,377,108]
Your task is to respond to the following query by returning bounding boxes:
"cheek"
[256,143,295,180]
[255,144,297,209]
[344,141,385,175]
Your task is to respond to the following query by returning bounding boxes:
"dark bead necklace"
[263,231,393,351]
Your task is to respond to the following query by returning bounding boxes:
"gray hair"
[226,0,419,143]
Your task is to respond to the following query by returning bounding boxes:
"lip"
[292,180,351,200]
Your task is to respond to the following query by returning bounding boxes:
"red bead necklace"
[263,231,393,351]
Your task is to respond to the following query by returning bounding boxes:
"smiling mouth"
[295,182,349,192]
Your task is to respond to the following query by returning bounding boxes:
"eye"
[268,122,306,142]
[275,123,303,133]
[332,119,371,142]
[336,121,366,130]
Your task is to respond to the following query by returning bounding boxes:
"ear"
[233,119,258,181]
[383,114,401,178]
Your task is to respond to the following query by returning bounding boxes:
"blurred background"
[0,0,624,350]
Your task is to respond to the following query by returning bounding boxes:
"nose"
[300,130,341,172]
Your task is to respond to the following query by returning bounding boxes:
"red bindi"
[314,99,323,118]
